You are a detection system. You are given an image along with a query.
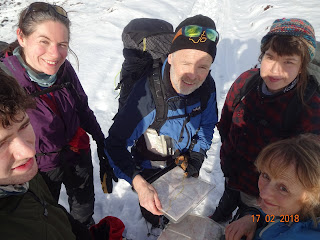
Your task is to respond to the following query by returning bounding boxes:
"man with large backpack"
[104,15,219,226]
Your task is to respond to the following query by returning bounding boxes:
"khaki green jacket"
[0,173,76,240]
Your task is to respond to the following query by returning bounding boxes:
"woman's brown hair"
[259,35,310,105]
[2,2,78,67]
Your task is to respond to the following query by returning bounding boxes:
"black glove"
[175,151,204,178]
[97,141,118,193]
[185,151,204,178]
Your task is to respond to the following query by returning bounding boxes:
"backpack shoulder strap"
[282,75,319,134]
[148,60,167,133]
[1,58,78,102]
[30,82,72,97]
[307,41,320,82]
[303,75,319,102]
[232,71,260,111]
[0,61,13,77]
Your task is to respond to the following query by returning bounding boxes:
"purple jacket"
[3,56,104,171]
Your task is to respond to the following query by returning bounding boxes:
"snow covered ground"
[1,0,319,239]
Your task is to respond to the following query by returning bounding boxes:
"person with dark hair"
[0,70,125,240]
[0,71,36,128]
[211,18,320,224]
[225,134,320,240]
[0,2,112,227]
[105,14,219,226]
[0,70,78,239]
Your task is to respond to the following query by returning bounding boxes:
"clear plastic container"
[152,166,215,223]
[157,214,225,240]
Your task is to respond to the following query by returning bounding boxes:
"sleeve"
[258,220,320,240]
[217,101,232,143]
[196,89,218,154]
[298,90,320,135]
[65,61,104,142]
[186,76,218,176]
[105,78,156,184]
[285,224,320,240]
[237,206,266,229]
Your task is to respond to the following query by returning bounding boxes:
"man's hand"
[132,175,162,215]
[175,152,204,178]
[97,141,118,193]
[225,215,257,240]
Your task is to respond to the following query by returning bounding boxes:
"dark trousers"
[40,149,95,225]
[211,182,254,223]
[211,183,241,223]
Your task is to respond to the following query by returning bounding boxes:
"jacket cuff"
[238,207,264,229]
[131,167,142,184]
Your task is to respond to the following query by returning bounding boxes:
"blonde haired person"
[225,133,320,240]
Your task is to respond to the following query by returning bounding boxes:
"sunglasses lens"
[29,2,49,12]
[173,25,219,43]
[54,6,68,18]
[206,29,219,42]
[24,2,67,19]
[184,25,202,37]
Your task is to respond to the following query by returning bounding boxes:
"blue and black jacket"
[105,60,218,184]
[254,215,320,239]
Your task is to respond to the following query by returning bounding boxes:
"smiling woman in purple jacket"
[0,2,107,227]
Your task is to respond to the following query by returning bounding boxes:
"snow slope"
[0,0,319,239]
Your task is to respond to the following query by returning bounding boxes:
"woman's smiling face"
[258,163,308,216]
[17,20,69,75]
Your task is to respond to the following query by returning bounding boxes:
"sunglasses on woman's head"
[23,2,68,20]
[172,25,219,43]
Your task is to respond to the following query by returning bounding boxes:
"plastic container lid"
[152,166,215,223]
[157,214,225,240]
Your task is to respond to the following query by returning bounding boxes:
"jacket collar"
[0,182,29,198]
[4,55,68,89]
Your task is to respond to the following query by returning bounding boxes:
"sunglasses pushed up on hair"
[172,25,219,43]
[23,2,68,20]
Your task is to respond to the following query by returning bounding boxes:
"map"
[152,166,215,223]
